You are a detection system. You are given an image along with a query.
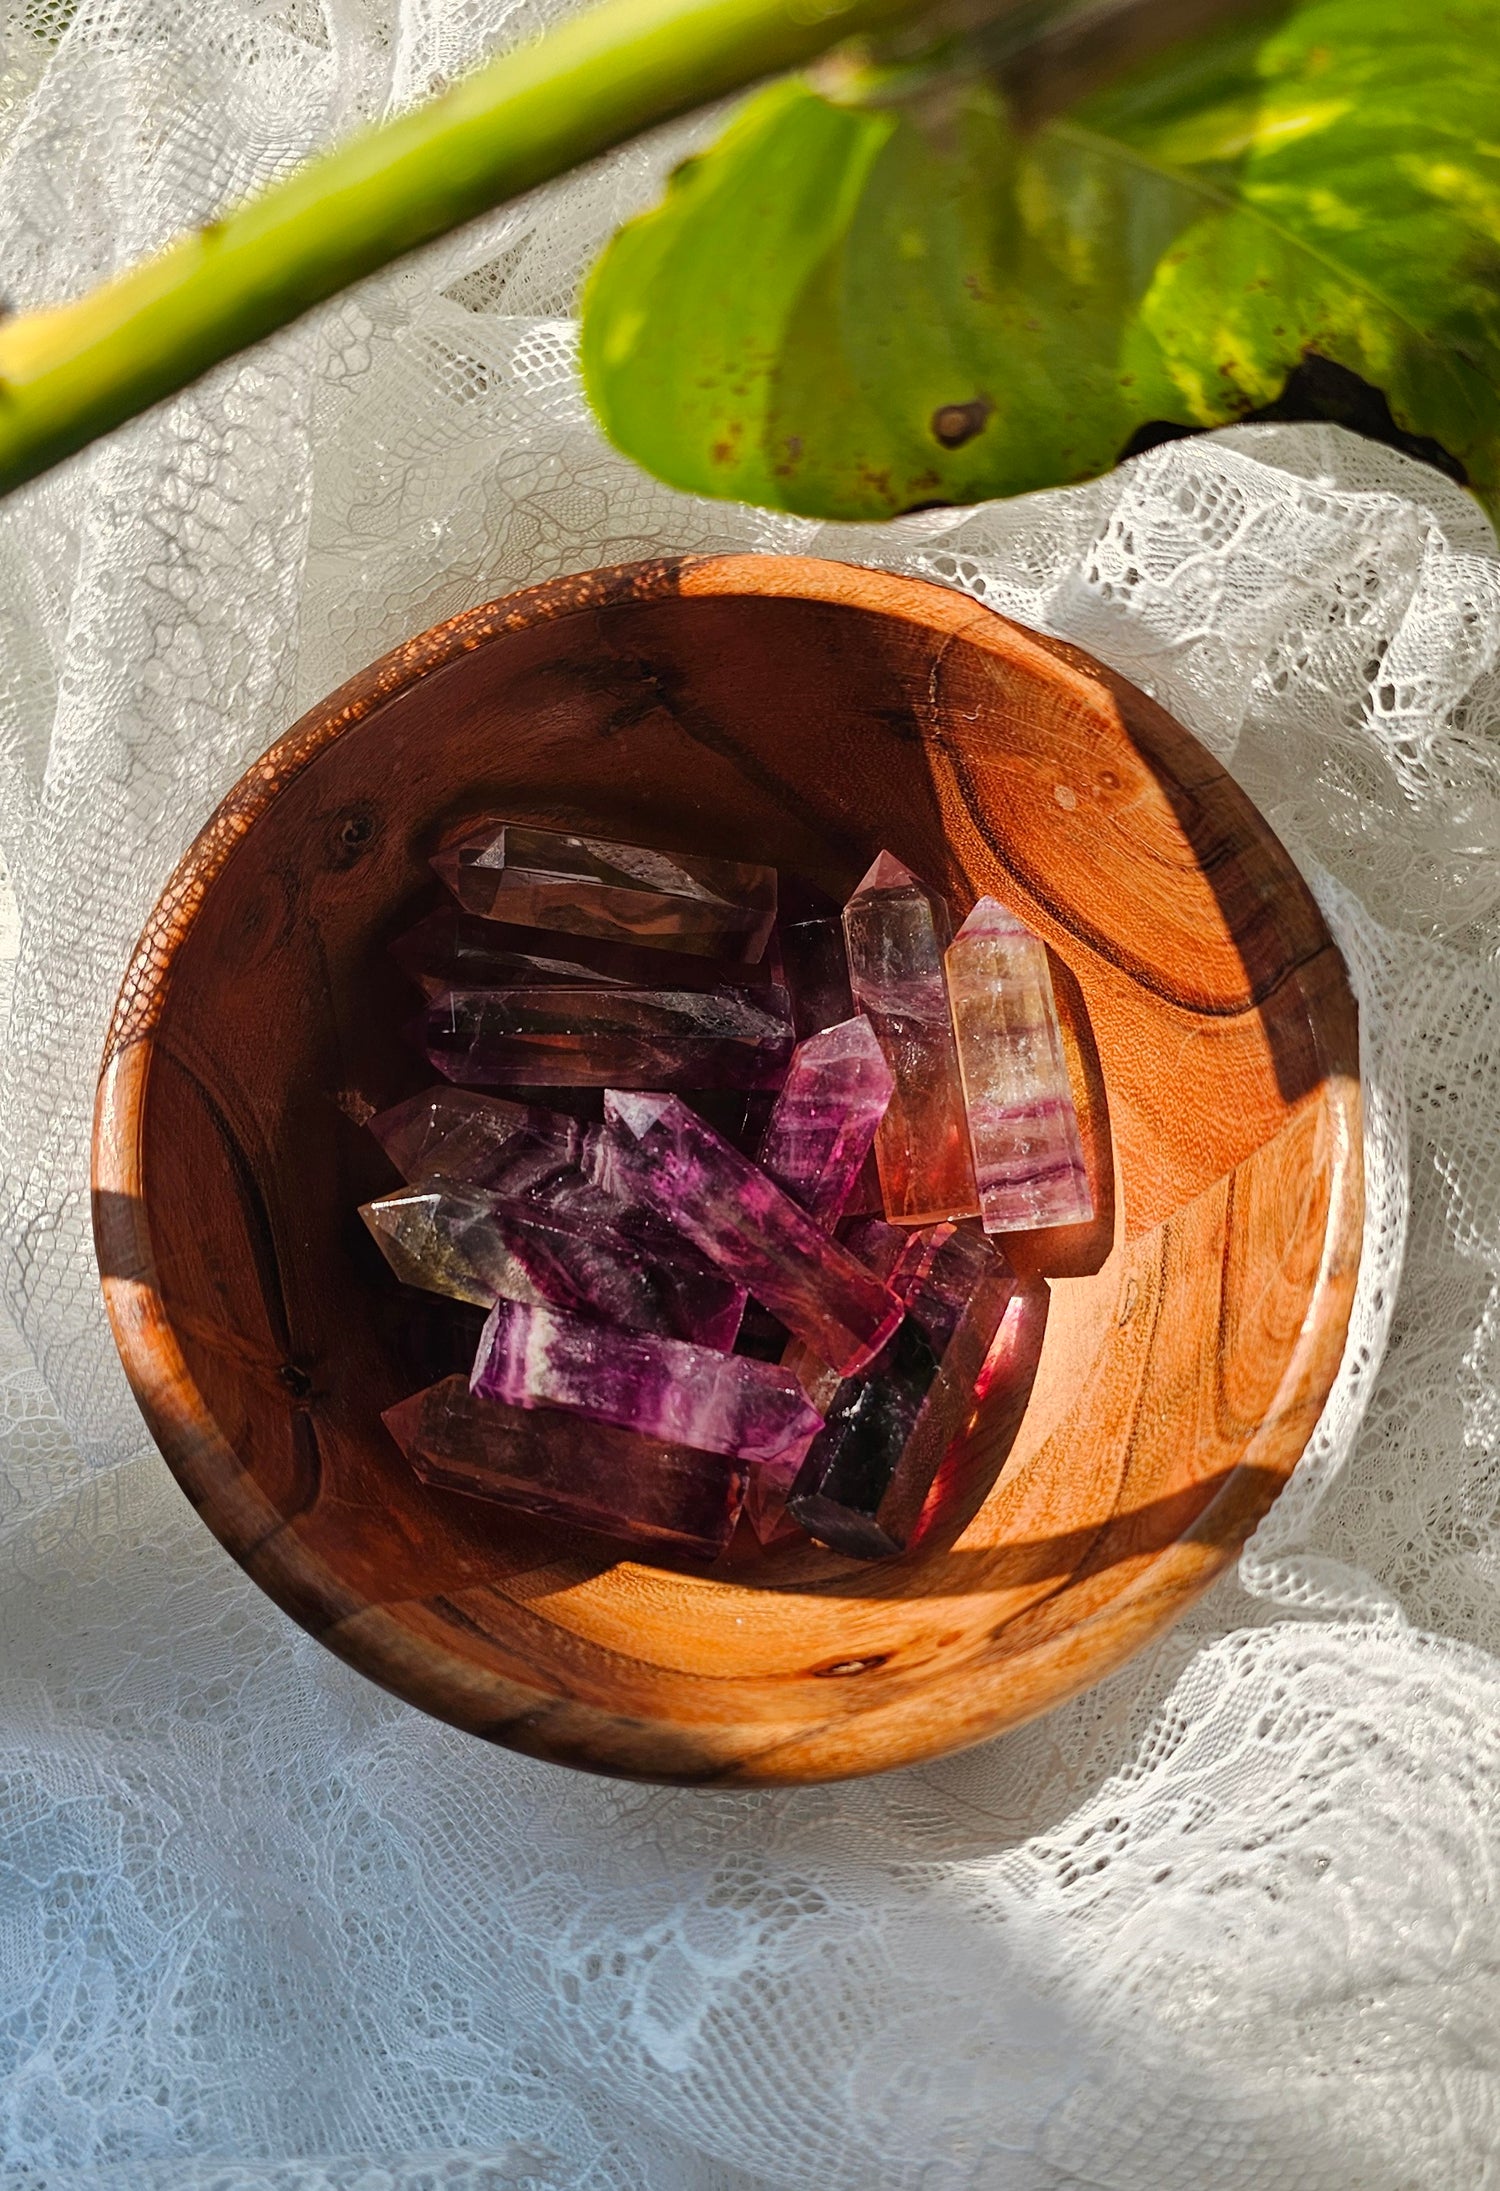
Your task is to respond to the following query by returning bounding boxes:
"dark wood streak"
[169,1049,302,1367]
[92,555,1363,1786]
[238,1414,326,1560]
[931,683,1335,1026]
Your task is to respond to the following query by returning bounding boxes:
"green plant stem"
[0,0,977,495]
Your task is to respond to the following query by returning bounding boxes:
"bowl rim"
[92,552,1365,1784]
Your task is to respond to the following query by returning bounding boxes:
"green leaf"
[579,1,1500,518]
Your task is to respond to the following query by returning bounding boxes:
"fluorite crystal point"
[600,1092,904,1376]
[786,1319,941,1556]
[362,1183,527,1309]
[432,819,778,962]
[369,1087,747,1330]
[756,1017,894,1228]
[775,876,855,1039]
[471,1297,823,1467]
[842,852,978,1224]
[369,1086,584,1192]
[361,1183,743,1346]
[392,908,776,999]
[421,985,794,1090]
[384,1376,747,1557]
[787,1222,1016,1557]
[945,896,1093,1232]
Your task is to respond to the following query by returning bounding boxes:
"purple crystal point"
[787,1222,1017,1557]
[393,908,777,999]
[945,897,1093,1232]
[600,1092,904,1376]
[471,1297,822,1468]
[369,1088,748,1332]
[843,851,978,1225]
[756,1017,894,1228]
[361,1183,743,1346]
[432,818,778,961]
[369,1086,584,1193]
[385,1377,746,1557]
[421,984,794,1090]
[775,875,855,1039]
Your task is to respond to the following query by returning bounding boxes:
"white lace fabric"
[1,3,1498,2184]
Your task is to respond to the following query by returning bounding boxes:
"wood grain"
[92,555,1363,1784]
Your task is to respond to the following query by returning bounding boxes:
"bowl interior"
[95,557,1362,1784]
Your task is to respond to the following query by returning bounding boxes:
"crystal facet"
[369,1087,748,1332]
[944,896,1093,1232]
[755,1017,894,1227]
[775,876,855,1039]
[787,1222,1016,1556]
[842,852,978,1224]
[471,1297,823,1467]
[393,908,776,999]
[895,1221,1009,1352]
[369,1086,584,1193]
[838,1214,929,1286]
[433,819,778,961]
[384,1376,746,1556]
[362,1182,525,1308]
[422,985,795,1090]
[361,1183,744,1345]
[744,1339,843,1543]
[600,1093,904,1376]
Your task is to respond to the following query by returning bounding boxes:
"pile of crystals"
[365,818,1093,1561]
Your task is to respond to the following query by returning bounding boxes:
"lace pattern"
[0,1,1497,2181]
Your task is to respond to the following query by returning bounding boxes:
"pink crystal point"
[600,1091,904,1376]
[944,896,1093,1233]
[384,1376,747,1556]
[432,818,778,962]
[755,1016,894,1228]
[421,984,794,1090]
[842,851,978,1225]
[470,1297,822,1468]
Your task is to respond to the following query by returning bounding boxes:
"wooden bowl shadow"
[93,556,1362,1785]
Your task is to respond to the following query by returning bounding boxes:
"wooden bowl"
[93,556,1362,1785]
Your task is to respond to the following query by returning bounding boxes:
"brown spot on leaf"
[931,398,993,449]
